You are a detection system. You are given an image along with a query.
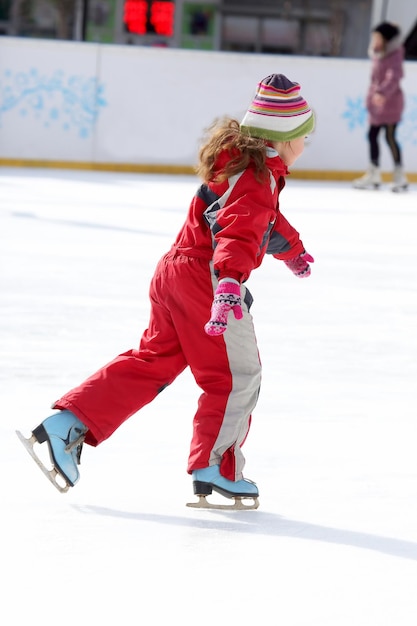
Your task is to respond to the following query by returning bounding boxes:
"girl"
[17,74,315,509]
[353,21,408,192]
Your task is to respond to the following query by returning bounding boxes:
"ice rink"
[1,167,417,625]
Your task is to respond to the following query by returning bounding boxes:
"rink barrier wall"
[1,158,416,183]
[1,37,416,180]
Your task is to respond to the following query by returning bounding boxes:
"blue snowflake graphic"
[0,68,107,138]
[342,96,367,130]
[342,93,417,145]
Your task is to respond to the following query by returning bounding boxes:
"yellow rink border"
[0,159,416,183]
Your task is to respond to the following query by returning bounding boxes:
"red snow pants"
[54,248,262,481]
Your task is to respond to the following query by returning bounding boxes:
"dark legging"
[369,124,402,166]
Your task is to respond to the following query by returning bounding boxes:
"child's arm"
[267,210,305,259]
[268,211,314,277]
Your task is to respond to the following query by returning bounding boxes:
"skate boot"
[352,164,382,190]
[392,165,408,192]
[187,464,259,510]
[16,410,87,493]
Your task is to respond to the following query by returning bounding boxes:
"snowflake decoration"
[341,92,417,145]
[341,97,367,131]
[0,68,107,138]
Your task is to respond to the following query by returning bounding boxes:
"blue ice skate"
[187,465,259,510]
[16,410,87,493]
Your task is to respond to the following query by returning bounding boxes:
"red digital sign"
[124,1,175,37]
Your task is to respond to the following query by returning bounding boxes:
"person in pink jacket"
[353,21,408,192]
[17,74,315,509]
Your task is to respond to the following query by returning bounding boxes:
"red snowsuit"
[54,146,306,481]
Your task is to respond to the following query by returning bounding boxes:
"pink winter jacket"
[366,39,405,126]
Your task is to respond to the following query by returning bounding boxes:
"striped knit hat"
[240,74,314,142]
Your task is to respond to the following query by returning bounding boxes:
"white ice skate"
[187,465,259,510]
[352,164,382,190]
[392,165,408,193]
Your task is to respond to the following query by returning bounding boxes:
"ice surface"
[1,168,417,625]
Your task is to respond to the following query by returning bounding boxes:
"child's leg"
[53,295,187,445]
[187,294,261,482]
[18,303,187,490]
[384,123,402,165]
[353,125,382,189]
[160,256,262,483]
[165,258,262,482]
[369,124,381,165]
[384,124,408,191]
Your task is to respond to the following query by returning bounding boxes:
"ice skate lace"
[65,431,85,466]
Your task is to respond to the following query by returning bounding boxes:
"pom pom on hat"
[240,73,315,142]
[373,21,400,42]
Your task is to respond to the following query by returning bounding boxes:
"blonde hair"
[195,117,270,184]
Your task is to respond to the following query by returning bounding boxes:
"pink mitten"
[284,251,314,278]
[204,280,243,336]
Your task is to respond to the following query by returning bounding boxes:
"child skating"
[17,73,315,509]
[353,21,408,192]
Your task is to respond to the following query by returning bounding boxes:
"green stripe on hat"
[241,113,315,142]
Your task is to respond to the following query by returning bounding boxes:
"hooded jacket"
[366,36,405,126]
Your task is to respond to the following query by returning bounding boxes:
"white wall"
[1,37,416,176]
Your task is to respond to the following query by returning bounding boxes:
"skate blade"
[186,495,259,510]
[16,430,70,493]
